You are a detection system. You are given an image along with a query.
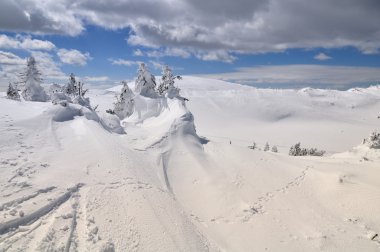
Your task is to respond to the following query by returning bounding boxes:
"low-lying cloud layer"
[202,65,380,89]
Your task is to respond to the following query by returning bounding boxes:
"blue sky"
[1,0,380,89]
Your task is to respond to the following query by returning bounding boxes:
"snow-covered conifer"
[134,63,157,97]
[114,81,135,119]
[271,146,278,152]
[289,142,302,156]
[19,56,48,102]
[157,65,182,98]
[264,142,270,151]
[6,83,20,100]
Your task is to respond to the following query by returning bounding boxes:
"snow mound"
[128,95,168,123]
[49,104,99,123]
[123,94,203,149]
[99,113,125,134]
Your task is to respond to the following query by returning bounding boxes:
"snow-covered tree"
[6,83,20,100]
[289,142,302,156]
[19,56,48,102]
[157,65,182,98]
[63,73,77,96]
[264,142,270,151]
[63,73,87,97]
[271,146,278,152]
[113,81,135,119]
[363,131,380,149]
[134,63,157,97]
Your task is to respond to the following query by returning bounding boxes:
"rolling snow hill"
[0,76,379,251]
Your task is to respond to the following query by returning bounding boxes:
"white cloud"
[196,50,236,63]
[145,48,191,58]
[0,50,25,87]
[109,58,140,66]
[30,51,66,80]
[314,53,332,61]
[1,0,379,56]
[133,49,144,56]
[201,65,380,87]
[149,60,164,70]
[57,49,91,66]
[0,50,66,87]
[0,34,55,51]
[0,50,25,65]
[0,0,83,36]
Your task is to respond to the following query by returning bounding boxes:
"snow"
[0,76,380,251]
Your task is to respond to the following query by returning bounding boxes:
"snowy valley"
[0,63,380,252]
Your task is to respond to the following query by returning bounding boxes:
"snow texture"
[0,76,380,251]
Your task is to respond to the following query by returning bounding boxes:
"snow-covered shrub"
[19,56,48,102]
[113,81,135,119]
[157,65,182,99]
[264,142,270,151]
[363,131,380,149]
[6,83,20,100]
[307,148,325,156]
[289,142,325,156]
[271,145,278,152]
[53,73,90,108]
[248,142,257,150]
[134,63,158,98]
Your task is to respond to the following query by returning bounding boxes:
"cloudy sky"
[0,0,380,89]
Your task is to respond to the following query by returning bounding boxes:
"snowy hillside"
[1,76,380,251]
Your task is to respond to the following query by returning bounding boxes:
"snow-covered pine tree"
[264,142,270,151]
[6,83,20,100]
[19,56,48,102]
[134,63,157,98]
[157,65,182,98]
[114,81,135,119]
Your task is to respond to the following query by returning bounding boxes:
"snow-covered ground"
[0,76,379,251]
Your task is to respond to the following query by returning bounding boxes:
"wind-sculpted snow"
[1,77,380,251]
